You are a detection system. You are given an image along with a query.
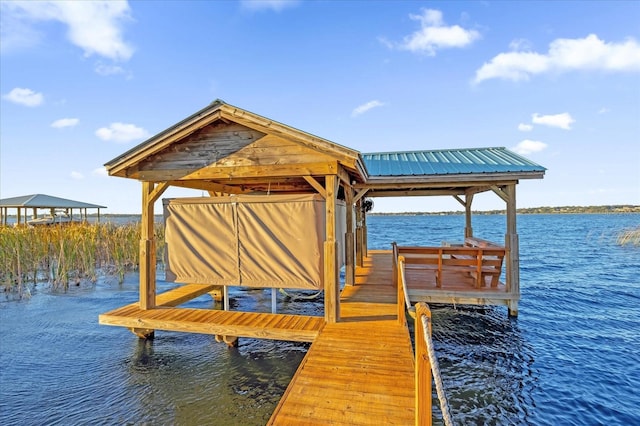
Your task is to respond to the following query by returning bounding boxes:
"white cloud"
[352,100,385,117]
[518,123,533,132]
[240,0,299,12]
[92,167,108,177]
[475,34,640,83]
[51,118,79,128]
[70,171,84,180]
[0,3,42,52]
[509,38,533,51]
[532,112,575,130]
[94,62,126,76]
[2,87,44,106]
[598,107,610,114]
[1,1,134,61]
[394,9,481,55]
[96,122,149,143]
[512,139,547,155]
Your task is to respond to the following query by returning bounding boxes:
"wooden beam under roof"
[184,161,340,180]
[361,172,541,185]
[368,188,469,197]
[357,178,520,190]
[167,180,251,194]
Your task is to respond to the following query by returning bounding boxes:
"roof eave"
[363,170,545,185]
[105,101,226,177]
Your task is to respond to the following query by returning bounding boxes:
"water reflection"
[426,305,536,425]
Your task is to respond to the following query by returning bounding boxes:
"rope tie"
[421,315,455,426]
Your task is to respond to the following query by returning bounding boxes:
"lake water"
[1,214,639,425]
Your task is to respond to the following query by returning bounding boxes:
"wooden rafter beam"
[353,188,369,203]
[303,176,327,198]
[168,180,250,194]
[491,185,509,203]
[357,176,529,188]
[453,195,465,206]
[188,161,340,180]
[366,188,467,197]
[148,182,170,204]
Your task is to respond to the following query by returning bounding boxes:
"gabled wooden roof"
[105,100,545,197]
[105,100,367,194]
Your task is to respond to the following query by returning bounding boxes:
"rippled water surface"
[1,214,639,425]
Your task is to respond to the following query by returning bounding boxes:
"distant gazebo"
[0,194,106,226]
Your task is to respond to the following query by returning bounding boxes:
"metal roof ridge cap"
[363,147,507,156]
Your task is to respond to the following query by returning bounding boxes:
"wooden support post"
[324,174,340,323]
[415,303,433,426]
[465,193,474,239]
[345,184,355,286]
[504,183,520,317]
[362,209,368,259]
[355,200,364,267]
[208,286,223,302]
[139,182,156,310]
[129,327,154,339]
[397,255,406,326]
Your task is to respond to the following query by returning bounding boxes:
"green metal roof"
[0,194,106,209]
[362,147,546,176]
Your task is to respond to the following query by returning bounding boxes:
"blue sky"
[1,0,639,213]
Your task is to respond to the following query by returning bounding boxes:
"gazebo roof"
[363,147,545,177]
[0,194,106,209]
[102,100,545,198]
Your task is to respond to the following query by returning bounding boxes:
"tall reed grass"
[617,226,640,246]
[0,222,165,295]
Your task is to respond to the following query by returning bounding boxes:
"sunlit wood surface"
[268,250,415,425]
[100,251,514,424]
[99,284,325,342]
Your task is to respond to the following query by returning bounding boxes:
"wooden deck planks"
[99,250,514,424]
[268,251,415,425]
[100,306,324,343]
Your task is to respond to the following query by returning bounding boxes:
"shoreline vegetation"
[0,223,165,297]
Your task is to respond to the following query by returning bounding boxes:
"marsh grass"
[0,222,165,295]
[617,227,640,246]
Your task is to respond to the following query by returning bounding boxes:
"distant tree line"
[370,205,640,216]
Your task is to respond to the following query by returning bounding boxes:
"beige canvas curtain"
[163,194,345,289]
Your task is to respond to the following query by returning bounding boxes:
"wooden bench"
[394,242,506,289]
[459,237,506,287]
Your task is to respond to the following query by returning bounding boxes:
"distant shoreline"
[3,205,638,219]
[369,205,640,216]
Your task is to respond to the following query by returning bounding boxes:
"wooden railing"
[415,302,433,426]
[395,243,506,289]
[395,244,452,426]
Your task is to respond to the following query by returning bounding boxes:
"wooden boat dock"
[101,251,417,424]
[98,100,545,424]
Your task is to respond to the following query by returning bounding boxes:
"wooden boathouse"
[99,100,545,424]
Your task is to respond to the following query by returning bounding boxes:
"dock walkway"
[101,251,417,424]
[268,250,415,425]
